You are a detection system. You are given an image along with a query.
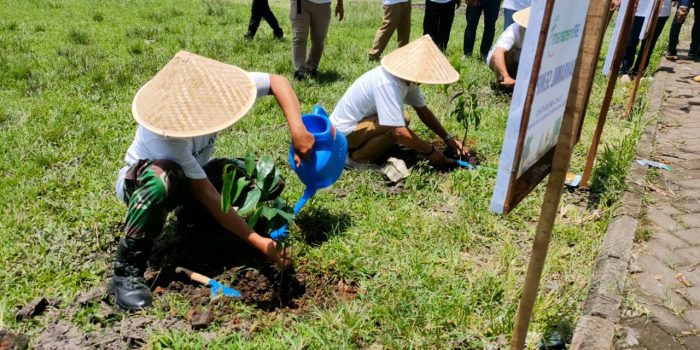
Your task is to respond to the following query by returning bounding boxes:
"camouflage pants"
[121,158,284,241]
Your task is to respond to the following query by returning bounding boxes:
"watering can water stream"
[269,105,347,240]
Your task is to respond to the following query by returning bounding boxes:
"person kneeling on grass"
[486,7,528,90]
[112,51,314,311]
[329,35,469,169]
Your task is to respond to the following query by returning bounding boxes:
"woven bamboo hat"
[132,51,257,138]
[380,35,459,85]
[513,7,531,28]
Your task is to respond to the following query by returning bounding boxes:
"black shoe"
[273,31,284,40]
[308,68,318,78]
[243,31,254,40]
[112,238,153,311]
[294,71,307,81]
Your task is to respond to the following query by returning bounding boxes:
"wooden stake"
[580,0,639,188]
[509,1,612,349]
[625,0,662,119]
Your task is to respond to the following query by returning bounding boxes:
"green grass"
[0,0,669,348]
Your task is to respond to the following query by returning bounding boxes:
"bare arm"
[492,48,515,88]
[189,178,289,268]
[414,105,469,157]
[269,74,314,166]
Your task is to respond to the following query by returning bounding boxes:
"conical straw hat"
[513,7,530,28]
[132,51,257,138]
[380,35,459,85]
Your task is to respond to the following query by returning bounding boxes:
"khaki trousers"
[290,0,331,73]
[368,1,412,60]
[346,113,410,163]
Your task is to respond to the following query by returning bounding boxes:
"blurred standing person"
[463,0,502,59]
[244,0,285,39]
[368,0,412,61]
[423,0,461,52]
[667,0,697,60]
[290,0,345,80]
[502,0,530,31]
[620,0,690,81]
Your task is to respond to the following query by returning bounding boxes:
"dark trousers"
[423,0,456,51]
[247,0,283,37]
[669,1,700,55]
[620,15,669,75]
[463,0,501,58]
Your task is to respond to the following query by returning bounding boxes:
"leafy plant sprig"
[448,55,483,148]
[220,151,294,238]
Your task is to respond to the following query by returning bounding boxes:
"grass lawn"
[0,0,665,348]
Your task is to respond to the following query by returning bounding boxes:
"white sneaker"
[620,74,631,83]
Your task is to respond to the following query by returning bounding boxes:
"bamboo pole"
[580,0,639,188]
[509,0,611,348]
[624,0,662,119]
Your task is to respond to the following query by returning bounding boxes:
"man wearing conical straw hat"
[111,51,314,311]
[330,35,469,168]
[486,7,529,90]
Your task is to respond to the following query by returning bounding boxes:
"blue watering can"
[270,105,347,240]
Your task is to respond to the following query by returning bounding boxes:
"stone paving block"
[679,334,700,349]
[647,207,684,232]
[674,247,700,266]
[653,230,689,249]
[676,286,700,306]
[674,229,700,245]
[583,257,627,322]
[682,190,700,199]
[570,315,615,350]
[657,205,682,217]
[600,216,637,260]
[676,159,700,170]
[632,272,689,308]
[678,179,700,190]
[638,321,685,350]
[647,242,691,267]
[683,309,700,329]
[678,213,700,228]
[676,200,700,213]
[645,301,696,336]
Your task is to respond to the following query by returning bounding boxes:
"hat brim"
[513,7,530,28]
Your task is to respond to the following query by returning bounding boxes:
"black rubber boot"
[112,238,153,311]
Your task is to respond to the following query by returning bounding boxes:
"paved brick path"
[615,47,700,349]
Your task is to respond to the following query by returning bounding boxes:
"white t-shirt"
[115,72,271,202]
[486,23,526,66]
[384,0,409,5]
[329,66,426,135]
[503,0,530,10]
[637,0,672,17]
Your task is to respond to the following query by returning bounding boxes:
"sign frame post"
[580,0,640,188]
[509,0,612,348]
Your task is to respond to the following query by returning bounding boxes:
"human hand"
[609,0,620,11]
[500,76,516,89]
[428,148,450,165]
[291,129,315,167]
[447,138,470,157]
[265,239,292,270]
[678,7,688,22]
[335,2,344,21]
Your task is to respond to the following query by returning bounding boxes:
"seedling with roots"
[448,55,482,151]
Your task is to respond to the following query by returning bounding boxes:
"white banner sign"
[603,0,630,75]
[490,0,590,214]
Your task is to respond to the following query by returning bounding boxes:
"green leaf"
[246,207,263,227]
[220,165,236,213]
[232,177,250,206]
[262,168,280,195]
[275,208,294,223]
[255,156,274,187]
[261,206,277,220]
[244,151,255,177]
[238,188,261,215]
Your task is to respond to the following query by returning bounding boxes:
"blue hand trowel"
[269,105,347,240]
[175,267,241,300]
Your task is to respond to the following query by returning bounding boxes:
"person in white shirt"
[423,0,461,51]
[111,51,314,311]
[368,0,412,61]
[486,8,527,89]
[333,36,469,167]
[502,0,530,31]
[290,0,345,80]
